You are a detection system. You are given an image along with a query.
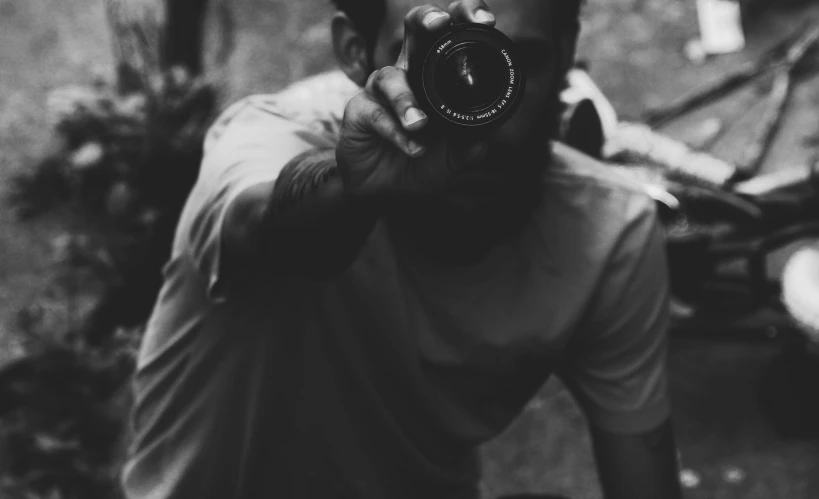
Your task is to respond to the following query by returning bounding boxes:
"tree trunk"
[105,0,233,85]
[163,0,209,74]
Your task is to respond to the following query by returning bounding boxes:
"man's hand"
[222,1,501,283]
[337,0,496,198]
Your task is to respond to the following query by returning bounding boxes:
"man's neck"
[384,141,552,266]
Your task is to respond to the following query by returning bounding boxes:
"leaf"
[33,433,68,453]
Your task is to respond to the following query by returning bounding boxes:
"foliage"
[0,64,219,499]
[12,63,217,336]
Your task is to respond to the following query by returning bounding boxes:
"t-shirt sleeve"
[180,99,331,303]
[559,198,672,435]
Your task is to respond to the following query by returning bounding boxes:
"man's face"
[371,0,573,155]
[361,1,577,261]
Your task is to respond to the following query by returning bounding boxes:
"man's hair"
[331,0,583,52]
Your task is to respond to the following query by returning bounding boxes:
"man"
[122,1,682,498]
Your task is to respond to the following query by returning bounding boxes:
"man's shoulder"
[532,142,661,273]
[541,142,658,228]
[204,70,358,153]
[545,142,650,199]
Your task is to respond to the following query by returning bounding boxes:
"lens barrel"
[410,23,525,132]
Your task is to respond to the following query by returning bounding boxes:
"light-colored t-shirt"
[122,71,671,499]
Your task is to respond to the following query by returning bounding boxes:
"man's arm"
[590,418,682,499]
[220,2,495,283]
[557,194,681,498]
[223,147,379,279]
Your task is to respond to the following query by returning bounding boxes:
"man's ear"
[332,12,372,87]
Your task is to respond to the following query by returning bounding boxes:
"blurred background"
[1,0,819,498]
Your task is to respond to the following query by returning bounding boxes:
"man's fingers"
[447,0,495,25]
[347,93,426,158]
[395,5,451,70]
[367,66,428,132]
[406,4,452,36]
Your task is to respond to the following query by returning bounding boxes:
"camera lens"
[410,23,525,132]
[436,44,506,113]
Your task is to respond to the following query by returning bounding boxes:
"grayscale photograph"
[1,0,818,498]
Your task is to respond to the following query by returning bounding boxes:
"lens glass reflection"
[436,44,505,113]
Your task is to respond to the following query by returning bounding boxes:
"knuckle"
[389,128,404,145]
[364,71,379,91]
[392,90,415,109]
[369,105,389,127]
[404,6,422,28]
[344,92,376,130]
[341,96,357,123]
[345,92,366,116]
[374,66,397,85]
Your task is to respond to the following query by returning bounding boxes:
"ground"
[1,0,819,498]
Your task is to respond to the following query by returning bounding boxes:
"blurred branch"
[736,24,819,177]
[643,23,815,128]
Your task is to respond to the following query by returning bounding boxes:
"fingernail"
[408,141,425,156]
[404,108,426,126]
[423,11,449,27]
[474,9,495,24]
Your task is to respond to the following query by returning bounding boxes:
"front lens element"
[436,44,505,113]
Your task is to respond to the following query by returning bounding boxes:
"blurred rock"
[106,182,137,219]
[722,465,747,484]
[69,142,105,171]
[679,469,702,488]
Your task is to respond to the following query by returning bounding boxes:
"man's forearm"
[224,148,379,279]
[590,418,683,499]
